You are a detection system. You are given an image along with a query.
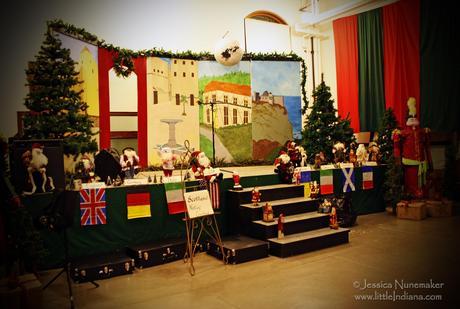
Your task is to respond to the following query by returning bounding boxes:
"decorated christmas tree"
[376,108,399,164]
[384,155,403,212]
[22,27,97,155]
[376,108,403,212]
[301,79,355,163]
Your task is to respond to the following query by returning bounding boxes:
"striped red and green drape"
[334,0,459,133]
[334,15,360,132]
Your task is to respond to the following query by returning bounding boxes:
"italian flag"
[164,182,186,215]
[127,192,151,219]
[320,169,334,195]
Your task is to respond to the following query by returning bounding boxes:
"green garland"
[47,19,308,107]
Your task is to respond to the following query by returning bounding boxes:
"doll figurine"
[120,147,140,179]
[252,187,262,206]
[356,144,368,166]
[232,171,243,190]
[159,146,177,177]
[329,206,339,229]
[263,202,274,222]
[277,213,285,239]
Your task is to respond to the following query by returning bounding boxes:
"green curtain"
[420,0,460,132]
[358,8,385,132]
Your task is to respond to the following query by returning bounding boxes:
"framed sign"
[184,190,214,219]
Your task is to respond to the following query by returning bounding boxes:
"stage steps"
[227,183,350,258]
[268,227,350,258]
[240,196,319,218]
[251,212,330,239]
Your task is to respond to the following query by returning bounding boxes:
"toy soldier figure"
[393,97,433,198]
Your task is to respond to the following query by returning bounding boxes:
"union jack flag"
[80,188,107,226]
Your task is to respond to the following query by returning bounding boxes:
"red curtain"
[133,57,147,166]
[97,47,113,150]
[333,15,360,132]
[383,0,420,126]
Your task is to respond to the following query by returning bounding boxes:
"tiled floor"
[36,211,459,309]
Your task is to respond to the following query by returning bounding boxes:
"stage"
[22,165,386,269]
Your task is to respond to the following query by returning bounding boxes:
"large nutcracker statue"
[392,98,433,198]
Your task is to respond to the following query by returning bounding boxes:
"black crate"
[71,252,134,283]
[126,238,187,269]
[206,235,269,264]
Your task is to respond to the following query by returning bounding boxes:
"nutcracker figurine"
[277,213,285,239]
[251,187,262,206]
[329,206,339,229]
[263,202,274,222]
[232,171,243,190]
[393,97,432,198]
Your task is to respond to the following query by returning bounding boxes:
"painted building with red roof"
[203,81,252,128]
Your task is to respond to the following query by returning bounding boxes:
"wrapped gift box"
[0,278,21,309]
[397,201,427,220]
[426,200,452,217]
[18,273,42,309]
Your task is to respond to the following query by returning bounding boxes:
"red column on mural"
[97,49,148,167]
[133,57,147,166]
[97,47,113,150]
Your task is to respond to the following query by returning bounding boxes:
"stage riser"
[229,185,305,204]
[240,200,319,222]
[71,253,134,283]
[251,216,330,240]
[126,239,187,269]
[206,236,269,264]
[268,231,349,258]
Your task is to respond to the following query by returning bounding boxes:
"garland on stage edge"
[47,19,309,107]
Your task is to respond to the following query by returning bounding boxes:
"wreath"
[113,51,134,78]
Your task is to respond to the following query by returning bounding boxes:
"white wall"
[318,21,338,109]
[0,0,309,138]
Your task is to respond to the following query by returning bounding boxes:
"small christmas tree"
[301,79,355,163]
[376,108,399,164]
[22,26,97,155]
[384,155,403,212]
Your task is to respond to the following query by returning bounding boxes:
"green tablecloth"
[22,166,385,268]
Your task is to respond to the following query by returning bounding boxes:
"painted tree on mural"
[22,28,97,155]
[301,80,355,163]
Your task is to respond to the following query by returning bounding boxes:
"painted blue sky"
[198,60,250,77]
[251,61,301,96]
[284,96,302,140]
[58,33,98,63]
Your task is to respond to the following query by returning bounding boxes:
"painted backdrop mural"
[251,61,301,161]
[147,57,199,165]
[57,30,302,166]
[58,33,99,142]
[198,61,251,163]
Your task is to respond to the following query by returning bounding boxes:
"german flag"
[127,192,151,219]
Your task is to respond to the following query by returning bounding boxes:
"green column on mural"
[358,8,385,132]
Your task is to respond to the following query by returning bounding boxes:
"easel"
[178,140,227,276]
